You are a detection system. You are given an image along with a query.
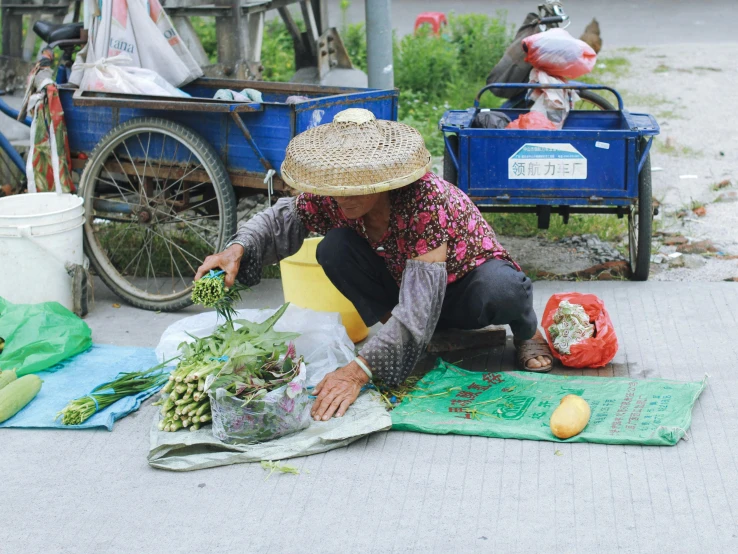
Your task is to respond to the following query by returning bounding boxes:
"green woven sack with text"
[391,360,706,446]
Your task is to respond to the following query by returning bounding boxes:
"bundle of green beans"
[155,302,298,432]
[156,356,219,432]
[57,365,170,425]
[191,269,248,322]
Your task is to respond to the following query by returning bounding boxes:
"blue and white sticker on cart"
[508,143,587,180]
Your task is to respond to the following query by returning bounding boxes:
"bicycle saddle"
[33,21,83,44]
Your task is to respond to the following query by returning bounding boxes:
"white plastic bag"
[83,0,202,88]
[155,305,357,387]
[79,54,189,97]
[528,68,580,129]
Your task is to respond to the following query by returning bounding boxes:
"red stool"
[414,12,448,35]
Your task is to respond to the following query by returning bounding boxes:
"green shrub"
[261,18,299,82]
[343,22,368,72]
[191,17,218,64]
[447,12,514,82]
[393,26,458,100]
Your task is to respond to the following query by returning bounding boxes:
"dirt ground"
[482,42,738,282]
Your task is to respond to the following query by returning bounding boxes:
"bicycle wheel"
[628,138,653,281]
[79,117,237,311]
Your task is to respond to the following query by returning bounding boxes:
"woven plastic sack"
[523,28,596,79]
[391,360,706,446]
[542,293,618,368]
[506,111,557,130]
[0,296,92,376]
[206,362,312,444]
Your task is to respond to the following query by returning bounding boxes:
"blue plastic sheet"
[0,344,165,431]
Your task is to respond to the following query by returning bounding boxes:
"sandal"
[514,332,554,373]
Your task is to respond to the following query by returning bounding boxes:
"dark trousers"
[316,228,539,340]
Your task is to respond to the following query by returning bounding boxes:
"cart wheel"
[443,134,459,185]
[79,117,237,311]
[628,139,653,281]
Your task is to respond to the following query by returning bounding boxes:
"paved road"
[2,280,738,553]
[326,0,736,46]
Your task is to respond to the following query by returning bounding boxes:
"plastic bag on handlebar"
[523,28,596,79]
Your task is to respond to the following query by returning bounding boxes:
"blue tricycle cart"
[440,83,660,280]
[56,80,398,311]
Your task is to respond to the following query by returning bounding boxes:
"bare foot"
[514,330,553,371]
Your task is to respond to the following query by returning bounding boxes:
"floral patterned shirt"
[295,172,519,285]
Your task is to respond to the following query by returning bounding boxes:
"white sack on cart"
[72,0,202,89]
[79,54,189,97]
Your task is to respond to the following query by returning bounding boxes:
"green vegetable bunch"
[156,303,300,433]
[191,269,249,322]
[57,364,170,425]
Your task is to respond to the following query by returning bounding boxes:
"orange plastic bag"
[506,111,557,130]
[522,28,596,79]
[542,293,618,368]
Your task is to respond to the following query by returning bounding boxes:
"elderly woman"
[195,109,552,422]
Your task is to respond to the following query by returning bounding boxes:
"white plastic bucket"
[0,193,85,310]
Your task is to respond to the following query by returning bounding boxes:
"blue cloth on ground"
[0,344,166,431]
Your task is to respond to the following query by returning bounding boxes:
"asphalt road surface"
[325,0,736,46]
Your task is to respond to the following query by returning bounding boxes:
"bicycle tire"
[80,117,237,312]
[628,138,653,281]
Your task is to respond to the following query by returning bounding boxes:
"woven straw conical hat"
[280,108,431,196]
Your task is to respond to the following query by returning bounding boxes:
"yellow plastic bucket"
[280,237,369,343]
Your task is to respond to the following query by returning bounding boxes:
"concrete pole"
[365,0,393,89]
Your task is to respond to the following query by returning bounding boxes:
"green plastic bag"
[391,360,707,446]
[0,297,92,376]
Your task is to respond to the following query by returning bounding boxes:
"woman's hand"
[311,359,370,421]
[195,244,244,287]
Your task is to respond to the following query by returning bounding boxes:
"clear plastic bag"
[155,305,356,387]
[207,362,312,444]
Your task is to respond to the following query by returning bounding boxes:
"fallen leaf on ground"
[112,303,121,308]
[693,206,707,217]
[554,450,563,457]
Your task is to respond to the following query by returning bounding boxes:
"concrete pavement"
[2,279,738,553]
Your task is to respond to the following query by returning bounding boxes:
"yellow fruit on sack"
[550,394,591,439]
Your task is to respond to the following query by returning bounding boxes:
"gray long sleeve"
[360,260,447,386]
[233,197,309,286]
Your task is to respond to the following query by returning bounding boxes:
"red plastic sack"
[522,28,596,79]
[542,293,618,368]
[506,111,557,130]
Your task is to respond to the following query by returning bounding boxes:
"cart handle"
[476,83,625,112]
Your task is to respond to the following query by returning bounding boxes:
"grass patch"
[687,199,705,211]
[484,212,627,242]
[654,138,700,157]
[654,63,670,73]
[622,92,670,108]
[262,265,282,279]
[655,109,683,120]
[618,46,644,54]
[96,223,212,279]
